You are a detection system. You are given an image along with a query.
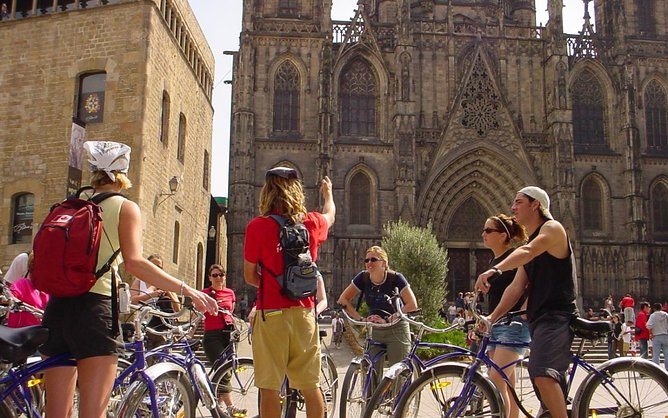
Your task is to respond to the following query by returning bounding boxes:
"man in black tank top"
[475,186,577,418]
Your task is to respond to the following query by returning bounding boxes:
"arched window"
[582,179,603,231]
[160,91,170,144]
[203,150,210,190]
[177,113,186,163]
[273,61,300,133]
[349,172,371,225]
[12,193,34,244]
[340,59,378,136]
[645,80,667,151]
[173,221,180,263]
[77,72,106,124]
[572,70,606,151]
[447,197,487,241]
[651,182,668,235]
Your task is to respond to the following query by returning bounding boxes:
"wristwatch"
[492,267,502,276]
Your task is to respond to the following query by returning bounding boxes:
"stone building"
[0,0,216,288]
[227,0,668,307]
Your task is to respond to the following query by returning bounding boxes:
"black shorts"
[202,327,233,367]
[40,293,123,360]
[528,311,575,396]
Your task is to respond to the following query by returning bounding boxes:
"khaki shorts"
[252,307,320,391]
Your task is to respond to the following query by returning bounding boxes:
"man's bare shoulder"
[539,220,569,257]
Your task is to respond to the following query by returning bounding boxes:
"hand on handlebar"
[475,269,498,294]
[366,314,386,324]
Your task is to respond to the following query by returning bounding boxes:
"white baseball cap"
[518,186,553,220]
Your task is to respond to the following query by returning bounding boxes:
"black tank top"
[524,223,577,322]
[487,249,525,314]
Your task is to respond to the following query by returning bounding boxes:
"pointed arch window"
[340,59,378,137]
[652,183,668,235]
[582,179,603,231]
[349,172,371,225]
[273,61,300,133]
[196,243,204,287]
[572,70,607,152]
[645,80,667,151]
[447,198,487,241]
[12,193,34,244]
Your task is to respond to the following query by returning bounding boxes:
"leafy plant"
[382,220,449,324]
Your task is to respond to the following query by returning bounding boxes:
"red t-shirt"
[620,296,635,309]
[202,286,236,331]
[244,212,329,309]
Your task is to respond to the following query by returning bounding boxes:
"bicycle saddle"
[570,317,612,340]
[0,325,49,364]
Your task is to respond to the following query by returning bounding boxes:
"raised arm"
[338,283,363,321]
[320,176,335,228]
[119,199,217,315]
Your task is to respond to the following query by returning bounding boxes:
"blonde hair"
[366,245,389,269]
[90,171,133,190]
[259,175,307,224]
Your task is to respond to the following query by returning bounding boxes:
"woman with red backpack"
[39,141,218,418]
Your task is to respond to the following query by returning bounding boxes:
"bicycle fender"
[349,355,364,366]
[118,362,189,417]
[383,361,410,380]
[572,356,667,408]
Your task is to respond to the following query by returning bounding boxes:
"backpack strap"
[258,215,288,322]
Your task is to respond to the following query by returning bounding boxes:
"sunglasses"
[266,166,298,180]
[482,228,503,234]
[364,257,381,263]
[211,273,225,278]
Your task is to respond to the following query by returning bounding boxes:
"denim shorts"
[488,318,530,355]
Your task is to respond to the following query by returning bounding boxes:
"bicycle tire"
[322,353,339,418]
[573,358,668,417]
[340,362,368,418]
[118,369,196,418]
[107,357,133,418]
[210,357,258,418]
[363,371,413,418]
[392,364,504,418]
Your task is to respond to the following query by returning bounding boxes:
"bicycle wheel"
[363,369,414,418]
[340,362,369,418]
[107,357,133,418]
[210,357,257,418]
[573,358,668,417]
[118,369,196,418]
[510,357,542,417]
[392,364,503,418]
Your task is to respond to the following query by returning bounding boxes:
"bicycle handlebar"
[392,297,466,333]
[0,280,44,319]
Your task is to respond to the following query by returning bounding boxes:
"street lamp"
[208,225,216,240]
[157,176,180,206]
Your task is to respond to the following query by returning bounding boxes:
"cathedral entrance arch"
[417,147,535,300]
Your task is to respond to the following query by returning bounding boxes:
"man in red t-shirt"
[244,166,335,418]
[635,302,651,359]
[619,293,635,323]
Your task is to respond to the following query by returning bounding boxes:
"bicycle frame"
[0,353,76,417]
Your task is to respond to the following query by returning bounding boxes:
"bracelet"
[492,267,502,275]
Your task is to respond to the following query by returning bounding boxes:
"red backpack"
[32,188,123,297]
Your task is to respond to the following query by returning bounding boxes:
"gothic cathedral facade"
[227,0,668,307]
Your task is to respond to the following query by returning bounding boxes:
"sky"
[189,0,591,198]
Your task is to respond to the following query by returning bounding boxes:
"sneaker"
[227,405,248,417]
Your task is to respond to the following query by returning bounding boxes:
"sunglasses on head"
[211,273,225,278]
[266,167,298,180]
[364,257,381,263]
[482,228,502,234]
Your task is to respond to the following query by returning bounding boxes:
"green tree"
[381,220,448,324]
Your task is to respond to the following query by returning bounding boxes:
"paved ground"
[196,322,355,417]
